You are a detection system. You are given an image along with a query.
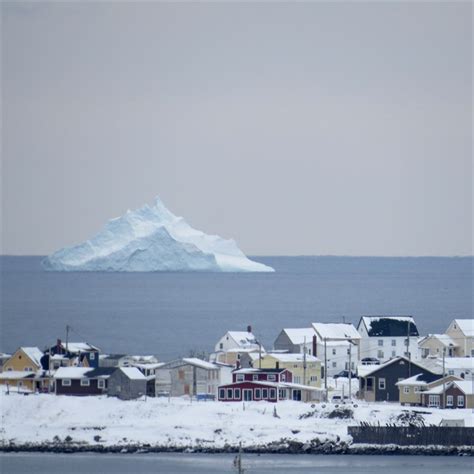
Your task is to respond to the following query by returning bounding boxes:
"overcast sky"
[2,1,472,256]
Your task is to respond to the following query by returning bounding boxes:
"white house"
[418,334,459,358]
[211,326,263,366]
[445,319,474,357]
[357,316,420,363]
[311,323,360,377]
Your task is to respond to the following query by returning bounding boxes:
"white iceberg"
[42,197,274,272]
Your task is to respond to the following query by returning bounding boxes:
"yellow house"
[397,374,461,406]
[0,347,44,391]
[258,353,322,388]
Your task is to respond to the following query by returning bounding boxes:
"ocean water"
[0,256,472,358]
[1,453,473,474]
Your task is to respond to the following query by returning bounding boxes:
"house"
[47,340,100,368]
[99,354,129,368]
[358,356,440,402]
[131,362,164,397]
[107,367,147,400]
[0,347,44,391]
[442,357,474,380]
[211,327,263,366]
[155,358,221,398]
[357,316,420,363]
[273,328,316,355]
[54,367,115,395]
[445,319,474,357]
[218,368,323,402]
[421,380,474,409]
[418,334,458,358]
[257,353,322,387]
[311,323,360,377]
[122,355,159,366]
[396,374,459,406]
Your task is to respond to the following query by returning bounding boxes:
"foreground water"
[1,453,473,474]
[1,256,472,358]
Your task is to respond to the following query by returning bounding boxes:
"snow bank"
[42,197,274,273]
[1,391,471,451]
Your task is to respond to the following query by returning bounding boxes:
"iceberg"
[42,197,274,273]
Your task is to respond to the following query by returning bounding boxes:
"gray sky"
[2,1,472,256]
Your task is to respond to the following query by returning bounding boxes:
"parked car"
[333,370,357,379]
[361,357,380,365]
[331,394,350,402]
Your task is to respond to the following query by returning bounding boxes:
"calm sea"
[1,453,473,474]
[0,256,472,358]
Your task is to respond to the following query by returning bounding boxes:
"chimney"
[247,325,252,334]
[312,335,317,357]
[236,360,241,369]
[276,361,280,369]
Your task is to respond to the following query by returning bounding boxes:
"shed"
[108,367,147,400]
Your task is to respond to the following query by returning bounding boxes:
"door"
[243,389,253,401]
[292,389,302,401]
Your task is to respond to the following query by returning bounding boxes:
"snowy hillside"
[42,197,274,272]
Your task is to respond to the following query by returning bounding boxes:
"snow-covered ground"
[1,390,472,449]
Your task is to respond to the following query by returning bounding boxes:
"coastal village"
[1,316,473,411]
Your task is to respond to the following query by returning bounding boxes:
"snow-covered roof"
[453,380,474,395]
[360,316,419,337]
[20,347,44,367]
[443,357,474,370]
[132,363,164,370]
[264,353,319,363]
[182,358,218,370]
[60,342,99,354]
[281,328,316,345]
[452,319,474,337]
[312,323,360,341]
[227,331,259,348]
[53,367,92,379]
[395,374,431,387]
[0,371,36,380]
[129,355,158,363]
[358,356,439,378]
[119,367,146,380]
[418,334,459,347]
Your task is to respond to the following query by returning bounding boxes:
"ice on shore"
[42,197,274,272]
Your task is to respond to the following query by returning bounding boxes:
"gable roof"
[281,328,316,345]
[233,367,288,374]
[359,316,419,337]
[182,358,218,370]
[418,334,459,347]
[119,367,146,380]
[453,380,474,395]
[53,367,92,379]
[358,356,439,378]
[60,342,99,354]
[226,331,259,348]
[451,319,474,337]
[20,347,44,367]
[264,353,319,363]
[395,372,441,386]
[312,323,360,341]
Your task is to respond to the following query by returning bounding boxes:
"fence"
[348,426,474,446]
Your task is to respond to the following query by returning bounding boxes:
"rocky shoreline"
[1,439,472,456]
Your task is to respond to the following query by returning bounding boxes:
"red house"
[218,367,322,402]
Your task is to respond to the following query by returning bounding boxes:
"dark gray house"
[358,356,440,402]
[54,367,115,396]
[107,367,147,400]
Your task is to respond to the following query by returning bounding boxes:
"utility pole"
[324,338,328,400]
[66,325,71,353]
[442,348,446,409]
[407,321,411,378]
[348,340,352,401]
[258,340,262,370]
[303,337,307,385]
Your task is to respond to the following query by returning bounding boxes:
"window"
[80,379,90,386]
[293,364,298,368]
[227,389,233,399]
[448,370,455,376]
[446,395,454,407]
[378,378,386,390]
[391,340,396,347]
[269,388,276,399]
[377,350,384,359]
[255,388,261,399]
[262,388,268,398]
[332,349,336,355]
[457,395,465,407]
[7,367,12,372]
[236,374,244,382]
[278,389,286,399]
[332,362,337,368]
[347,348,350,355]
[414,386,420,393]
[25,367,33,372]
[281,374,286,382]
[62,379,71,386]
[268,374,276,381]
[219,343,223,350]
[252,374,259,381]
[98,379,105,389]
[219,388,225,399]
[310,375,318,382]
[403,386,410,394]
[391,351,396,357]
[294,376,301,384]
[234,388,241,399]
[429,395,440,407]
[90,352,95,360]
[378,340,384,347]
